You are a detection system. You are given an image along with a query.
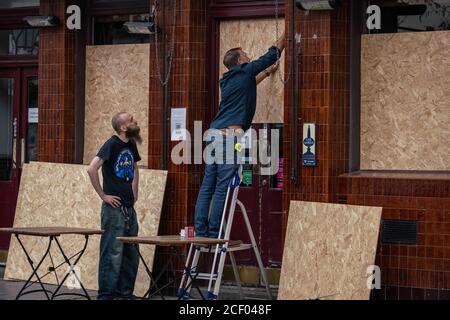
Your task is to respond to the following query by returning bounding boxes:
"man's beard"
[126,124,142,145]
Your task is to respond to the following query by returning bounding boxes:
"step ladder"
[178,166,273,300]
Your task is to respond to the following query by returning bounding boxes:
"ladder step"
[194,273,218,280]
[197,244,253,253]
[227,244,253,252]
[180,169,271,300]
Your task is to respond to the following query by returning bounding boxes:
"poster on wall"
[170,108,187,141]
[302,123,317,167]
[28,108,38,123]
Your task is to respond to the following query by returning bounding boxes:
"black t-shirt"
[96,136,141,207]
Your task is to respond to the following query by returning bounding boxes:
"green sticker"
[242,170,252,186]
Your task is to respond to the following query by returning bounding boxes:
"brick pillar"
[38,0,76,163]
[282,0,351,242]
[148,0,208,278]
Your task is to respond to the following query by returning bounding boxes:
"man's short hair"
[112,112,128,134]
[223,47,242,70]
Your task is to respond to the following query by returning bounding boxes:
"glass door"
[0,70,20,250]
[230,123,284,267]
[0,77,15,181]
[0,67,37,250]
[21,70,38,164]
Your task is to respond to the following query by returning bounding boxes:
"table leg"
[137,246,166,300]
[179,266,205,300]
[15,235,54,300]
[51,235,91,300]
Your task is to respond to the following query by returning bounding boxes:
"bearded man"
[87,112,142,300]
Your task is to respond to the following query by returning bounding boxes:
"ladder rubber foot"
[183,294,192,301]
[207,291,218,300]
[177,288,191,300]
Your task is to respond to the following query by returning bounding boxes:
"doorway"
[231,123,284,268]
[0,67,38,250]
[213,16,285,267]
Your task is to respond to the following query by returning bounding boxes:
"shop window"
[0,78,14,181]
[90,0,147,6]
[368,0,450,33]
[26,77,38,162]
[92,14,150,45]
[0,29,39,56]
[0,0,39,8]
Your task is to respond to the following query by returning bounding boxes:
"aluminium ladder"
[177,166,273,300]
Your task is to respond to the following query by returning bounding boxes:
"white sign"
[28,108,38,123]
[242,129,253,149]
[171,108,187,141]
[298,0,335,10]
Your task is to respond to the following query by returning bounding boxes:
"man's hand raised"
[275,31,286,52]
[267,61,280,74]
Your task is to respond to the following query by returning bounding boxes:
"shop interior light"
[296,0,340,10]
[23,16,59,27]
[123,21,159,34]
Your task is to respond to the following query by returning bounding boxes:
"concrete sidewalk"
[0,266,277,300]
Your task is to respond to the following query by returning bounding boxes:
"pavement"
[0,265,277,300]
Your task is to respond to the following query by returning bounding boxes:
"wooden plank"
[278,201,382,300]
[4,162,167,297]
[84,44,149,166]
[0,227,103,237]
[219,18,285,124]
[117,236,228,246]
[361,31,450,170]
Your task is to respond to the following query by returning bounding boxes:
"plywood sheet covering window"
[84,44,149,166]
[219,19,285,124]
[4,162,167,296]
[361,31,450,170]
[278,201,382,300]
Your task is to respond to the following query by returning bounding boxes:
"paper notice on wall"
[171,108,187,141]
[28,108,38,123]
[241,129,253,149]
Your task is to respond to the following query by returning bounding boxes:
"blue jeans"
[97,202,139,300]
[195,134,240,238]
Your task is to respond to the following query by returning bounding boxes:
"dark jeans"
[195,134,240,238]
[97,202,139,300]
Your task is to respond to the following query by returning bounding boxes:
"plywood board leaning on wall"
[278,201,382,300]
[219,18,285,124]
[84,44,149,166]
[4,162,167,297]
[361,31,450,170]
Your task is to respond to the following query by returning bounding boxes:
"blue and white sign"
[302,123,317,167]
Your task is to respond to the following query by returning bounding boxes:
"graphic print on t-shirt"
[114,149,135,182]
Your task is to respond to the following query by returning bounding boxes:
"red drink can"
[185,226,195,238]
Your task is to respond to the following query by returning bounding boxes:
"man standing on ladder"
[195,32,286,240]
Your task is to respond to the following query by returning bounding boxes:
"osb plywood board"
[361,31,450,170]
[5,162,167,297]
[278,201,382,300]
[84,44,149,166]
[219,18,285,124]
